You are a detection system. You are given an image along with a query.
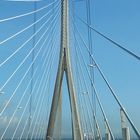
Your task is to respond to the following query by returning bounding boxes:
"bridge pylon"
[46,0,83,139]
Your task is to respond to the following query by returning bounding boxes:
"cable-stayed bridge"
[0,0,140,140]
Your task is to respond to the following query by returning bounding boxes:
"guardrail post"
[120,108,130,140]
[105,121,110,140]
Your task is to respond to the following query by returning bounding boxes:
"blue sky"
[0,0,140,139]
[70,0,140,138]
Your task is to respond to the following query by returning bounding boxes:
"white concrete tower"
[46,0,83,139]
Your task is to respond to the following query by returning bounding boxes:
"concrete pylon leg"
[65,49,83,140]
[54,91,62,140]
[46,0,83,139]
[46,56,64,140]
